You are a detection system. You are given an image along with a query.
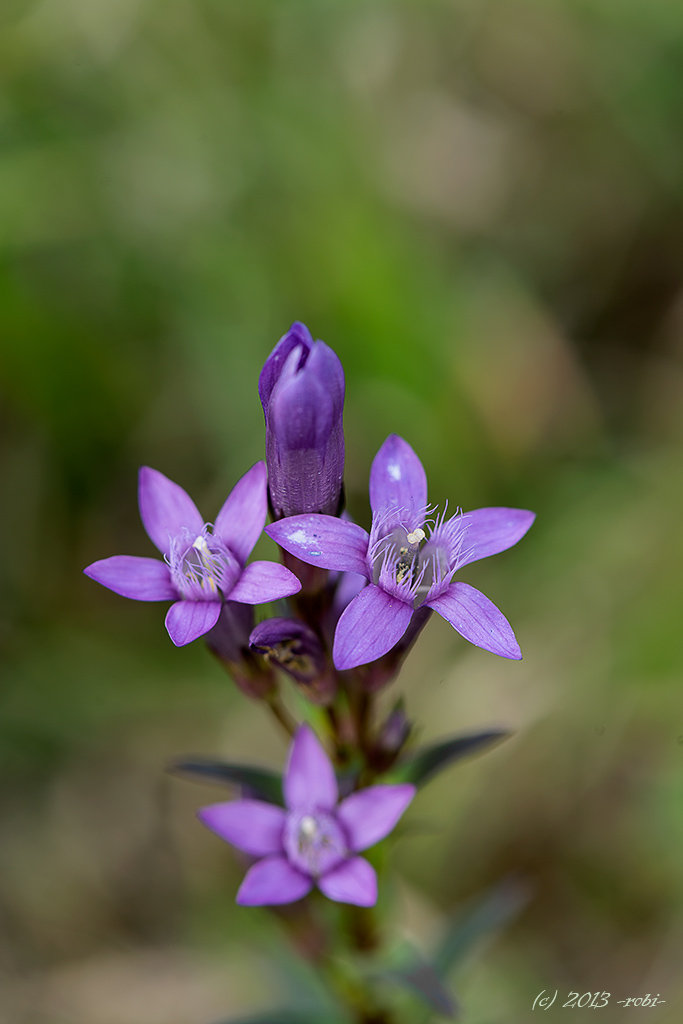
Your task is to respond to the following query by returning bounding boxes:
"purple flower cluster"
[84,321,534,910]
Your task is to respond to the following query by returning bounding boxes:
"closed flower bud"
[259,322,345,520]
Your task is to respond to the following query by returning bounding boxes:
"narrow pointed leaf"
[388,730,511,787]
[168,757,284,805]
[434,878,531,976]
[379,959,456,1017]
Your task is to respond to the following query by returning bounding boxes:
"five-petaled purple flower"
[84,463,301,647]
[259,321,345,520]
[266,435,535,670]
[198,724,415,907]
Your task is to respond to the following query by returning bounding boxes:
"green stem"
[265,690,298,738]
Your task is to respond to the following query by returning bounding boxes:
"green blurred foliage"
[1,0,682,1021]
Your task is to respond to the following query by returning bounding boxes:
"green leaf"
[374,945,457,1018]
[387,729,511,787]
[168,756,284,805]
[434,877,531,976]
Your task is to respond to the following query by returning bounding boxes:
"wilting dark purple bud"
[206,602,277,699]
[249,617,336,705]
[259,322,345,519]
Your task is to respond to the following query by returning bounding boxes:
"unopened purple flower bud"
[259,322,345,520]
[249,617,336,704]
[377,700,412,758]
[206,602,277,699]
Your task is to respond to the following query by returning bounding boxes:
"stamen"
[167,524,238,600]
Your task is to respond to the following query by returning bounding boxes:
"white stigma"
[299,815,318,839]
[406,527,426,546]
[192,534,210,553]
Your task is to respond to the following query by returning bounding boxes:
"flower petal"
[237,856,313,906]
[138,467,204,556]
[164,599,221,646]
[427,582,521,660]
[266,515,369,575]
[258,321,313,413]
[284,724,338,812]
[227,561,301,604]
[305,341,345,418]
[213,462,268,565]
[270,353,335,451]
[369,435,427,521]
[457,507,536,568]
[337,785,416,852]
[318,857,377,907]
[198,799,286,856]
[83,555,176,601]
[333,585,414,671]
[332,571,367,620]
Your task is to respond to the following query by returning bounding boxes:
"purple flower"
[259,322,345,520]
[266,435,535,670]
[84,462,301,647]
[198,724,415,907]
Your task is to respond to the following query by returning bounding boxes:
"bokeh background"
[2,1,683,1021]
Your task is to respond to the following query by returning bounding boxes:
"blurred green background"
[1,0,683,1021]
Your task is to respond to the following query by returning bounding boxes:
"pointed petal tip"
[236,856,313,906]
[369,435,427,521]
[284,723,338,811]
[165,599,221,646]
[138,465,204,556]
[227,560,302,604]
[83,555,176,601]
[197,799,286,856]
[265,515,369,576]
[318,857,378,906]
[338,783,416,852]
[458,506,537,569]
[214,461,268,563]
[427,583,523,661]
[332,585,414,670]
